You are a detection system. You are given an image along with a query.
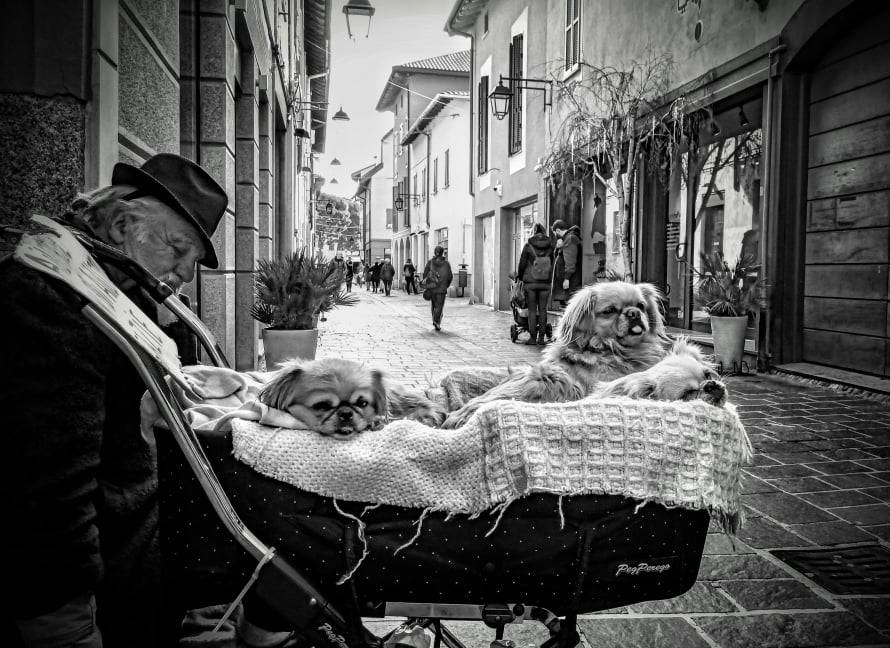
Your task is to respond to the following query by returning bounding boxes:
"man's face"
[553,228,566,238]
[121,198,206,290]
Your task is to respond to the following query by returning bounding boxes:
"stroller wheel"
[546,323,553,339]
[510,324,518,343]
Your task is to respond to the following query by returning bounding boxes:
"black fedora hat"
[111,153,228,269]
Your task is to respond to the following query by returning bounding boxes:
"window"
[413,173,418,205]
[435,227,448,252]
[477,76,489,174]
[508,33,523,155]
[385,208,393,229]
[483,12,489,34]
[421,168,427,202]
[444,149,450,188]
[564,0,581,71]
[433,157,438,194]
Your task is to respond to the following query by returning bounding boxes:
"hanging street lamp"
[343,0,375,39]
[332,106,351,121]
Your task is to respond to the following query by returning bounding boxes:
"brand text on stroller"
[319,623,350,648]
[615,562,672,576]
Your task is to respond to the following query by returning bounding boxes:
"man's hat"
[111,153,228,268]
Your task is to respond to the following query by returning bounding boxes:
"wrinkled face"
[120,198,206,290]
[648,354,726,406]
[260,359,383,438]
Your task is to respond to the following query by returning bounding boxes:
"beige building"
[0,0,333,370]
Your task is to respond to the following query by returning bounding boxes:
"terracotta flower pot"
[261,328,319,369]
[709,315,748,373]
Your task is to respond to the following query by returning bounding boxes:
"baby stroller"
[15,216,742,648]
[509,276,553,343]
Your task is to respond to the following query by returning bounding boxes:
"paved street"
[315,288,890,648]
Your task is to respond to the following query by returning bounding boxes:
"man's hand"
[562,279,570,290]
[555,239,564,249]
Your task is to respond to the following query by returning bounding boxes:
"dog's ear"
[638,283,667,338]
[555,284,598,348]
[371,369,388,415]
[259,361,303,409]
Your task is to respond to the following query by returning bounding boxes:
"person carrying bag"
[517,223,554,345]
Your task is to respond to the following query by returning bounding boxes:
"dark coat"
[370,262,382,281]
[555,225,583,298]
[0,256,161,645]
[380,260,395,281]
[518,232,555,290]
[403,262,416,278]
[422,256,453,294]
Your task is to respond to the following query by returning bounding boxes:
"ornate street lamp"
[488,74,552,120]
[393,193,421,211]
[343,0,375,39]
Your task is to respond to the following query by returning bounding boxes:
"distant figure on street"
[403,258,417,294]
[518,222,554,345]
[422,246,453,331]
[380,257,395,296]
[344,262,354,292]
[370,258,382,293]
[362,261,370,290]
[551,219,583,305]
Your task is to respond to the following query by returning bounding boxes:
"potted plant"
[693,251,759,373]
[251,249,358,367]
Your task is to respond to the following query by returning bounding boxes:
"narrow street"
[316,289,890,648]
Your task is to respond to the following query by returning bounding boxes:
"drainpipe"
[422,131,431,228]
[757,43,786,373]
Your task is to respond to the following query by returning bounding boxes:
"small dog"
[441,281,671,428]
[259,358,445,438]
[591,337,727,406]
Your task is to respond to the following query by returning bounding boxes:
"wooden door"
[802,13,890,376]
[482,216,494,306]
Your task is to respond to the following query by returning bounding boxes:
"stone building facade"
[0,0,331,370]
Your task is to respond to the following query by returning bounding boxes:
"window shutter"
[509,34,523,155]
[477,76,489,174]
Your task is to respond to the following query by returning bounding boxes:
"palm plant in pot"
[693,251,759,373]
[251,249,358,367]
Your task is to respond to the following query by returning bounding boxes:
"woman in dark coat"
[422,246,453,331]
[517,223,554,344]
[551,219,583,304]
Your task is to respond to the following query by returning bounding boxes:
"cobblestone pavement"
[316,288,890,648]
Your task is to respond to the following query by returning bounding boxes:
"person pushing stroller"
[517,223,554,345]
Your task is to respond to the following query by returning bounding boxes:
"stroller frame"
[63,236,582,648]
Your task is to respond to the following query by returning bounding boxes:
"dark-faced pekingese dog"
[259,358,445,438]
[441,281,671,428]
[590,337,727,406]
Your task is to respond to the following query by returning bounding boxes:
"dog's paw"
[408,403,447,427]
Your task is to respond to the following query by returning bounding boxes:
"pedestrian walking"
[362,261,371,290]
[0,153,227,648]
[517,223,554,345]
[370,258,382,293]
[403,258,417,294]
[380,257,395,296]
[551,219,583,305]
[422,245,453,331]
[345,262,354,292]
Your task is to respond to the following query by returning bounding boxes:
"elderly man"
[0,154,226,647]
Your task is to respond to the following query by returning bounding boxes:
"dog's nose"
[625,307,642,321]
[701,379,726,405]
[337,409,354,421]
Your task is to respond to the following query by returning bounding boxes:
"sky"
[321,0,469,197]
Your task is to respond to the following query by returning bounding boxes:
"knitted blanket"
[232,382,750,533]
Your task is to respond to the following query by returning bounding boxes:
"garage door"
[803,11,890,377]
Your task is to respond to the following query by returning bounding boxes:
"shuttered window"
[444,149,450,188]
[508,34,523,155]
[565,0,581,70]
[477,75,489,174]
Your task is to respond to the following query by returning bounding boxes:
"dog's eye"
[355,397,369,408]
[682,389,699,400]
[601,306,616,315]
[311,401,334,411]
[637,302,646,310]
